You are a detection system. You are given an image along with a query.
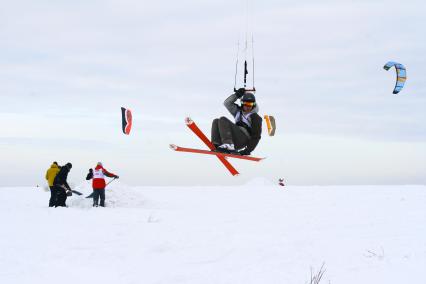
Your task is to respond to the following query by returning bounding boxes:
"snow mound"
[106,183,145,208]
[67,181,145,208]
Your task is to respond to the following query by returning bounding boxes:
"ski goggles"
[242,101,255,107]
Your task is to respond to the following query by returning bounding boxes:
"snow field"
[0,182,425,284]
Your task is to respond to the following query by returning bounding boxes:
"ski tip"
[185,117,193,125]
[169,144,178,151]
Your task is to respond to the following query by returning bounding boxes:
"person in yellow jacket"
[45,161,60,207]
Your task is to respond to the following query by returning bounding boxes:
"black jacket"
[244,112,262,152]
[224,93,262,153]
[86,169,93,180]
[53,165,71,190]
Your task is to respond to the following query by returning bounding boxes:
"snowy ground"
[0,181,425,284]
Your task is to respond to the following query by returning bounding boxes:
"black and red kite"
[121,107,132,135]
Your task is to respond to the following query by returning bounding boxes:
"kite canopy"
[383,61,406,94]
[264,115,276,136]
[121,107,132,135]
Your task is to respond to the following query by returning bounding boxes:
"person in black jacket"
[85,168,94,199]
[211,88,262,155]
[53,162,72,207]
[86,168,93,180]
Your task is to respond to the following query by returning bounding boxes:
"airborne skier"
[170,1,264,174]
[211,88,262,155]
[170,102,264,175]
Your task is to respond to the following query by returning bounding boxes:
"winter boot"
[216,144,240,155]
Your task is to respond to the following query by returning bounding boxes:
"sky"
[1,0,425,186]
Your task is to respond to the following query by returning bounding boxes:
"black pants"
[211,117,249,149]
[49,186,57,207]
[55,185,67,207]
[93,189,105,207]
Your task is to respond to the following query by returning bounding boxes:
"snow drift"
[0,183,425,284]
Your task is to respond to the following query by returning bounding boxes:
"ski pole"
[105,177,116,188]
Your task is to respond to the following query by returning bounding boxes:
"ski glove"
[235,88,245,98]
[239,148,251,156]
[115,175,119,179]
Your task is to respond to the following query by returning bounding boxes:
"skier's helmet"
[241,92,256,108]
[242,92,255,102]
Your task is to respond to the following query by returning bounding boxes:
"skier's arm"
[223,93,240,117]
[61,171,71,190]
[103,169,118,178]
[245,115,262,153]
[45,171,49,181]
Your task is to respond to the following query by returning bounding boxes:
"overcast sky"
[1,0,425,187]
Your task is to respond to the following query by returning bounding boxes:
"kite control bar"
[233,59,256,93]
[234,87,256,93]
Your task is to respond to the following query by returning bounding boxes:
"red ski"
[184,117,239,176]
[169,144,264,162]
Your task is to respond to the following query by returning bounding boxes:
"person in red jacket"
[86,162,119,207]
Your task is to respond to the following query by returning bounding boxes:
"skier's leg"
[218,116,234,145]
[93,190,99,207]
[99,189,106,207]
[211,118,221,148]
[230,125,249,150]
[63,193,68,207]
[56,187,66,207]
[49,186,55,207]
[60,190,66,207]
[53,186,60,207]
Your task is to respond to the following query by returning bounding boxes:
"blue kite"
[383,61,406,94]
